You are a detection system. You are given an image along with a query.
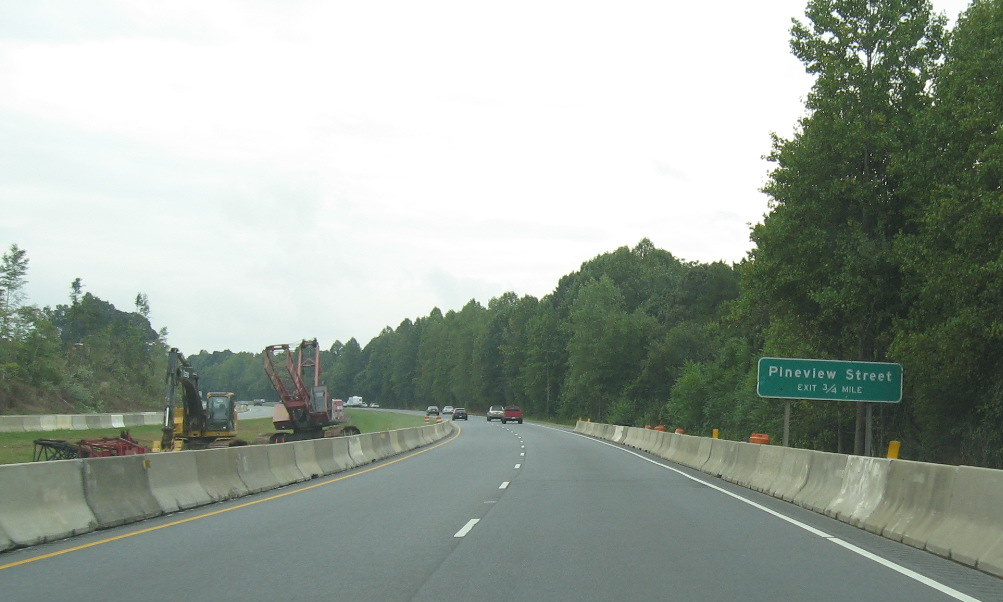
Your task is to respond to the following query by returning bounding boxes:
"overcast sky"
[1,0,971,354]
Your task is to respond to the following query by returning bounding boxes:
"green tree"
[891,0,1003,465]
[0,244,29,340]
[750,0,947,453]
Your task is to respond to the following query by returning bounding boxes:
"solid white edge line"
[538,424,981,602]
[499,481,509,489]
[828,538,981,602]
[454,519,480,538]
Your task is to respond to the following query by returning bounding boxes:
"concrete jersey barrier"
[926,465,1003,575]
[145,449,214,513]
[0,411,168,432]
[0,460,97,550]
[81,455,163,529]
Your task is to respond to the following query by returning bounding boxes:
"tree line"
[0,245,165,413]
[2,0,1000,467]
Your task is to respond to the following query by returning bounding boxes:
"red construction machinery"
[263,339,360,443]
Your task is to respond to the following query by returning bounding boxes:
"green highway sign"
[757,357,903,403]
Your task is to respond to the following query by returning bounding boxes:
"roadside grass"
[344,409,426,432]
[0,410,426,465]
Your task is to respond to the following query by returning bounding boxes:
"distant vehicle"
[426,406,440,415]
[486,405,504,421]
[346,396,365,407]
[453,408,468,420]
[370,402,380,408]
[502,405,523,424]
[443,405,455,414]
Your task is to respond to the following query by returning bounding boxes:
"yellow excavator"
[159,348,241,450]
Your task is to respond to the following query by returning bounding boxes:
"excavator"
[263,339,361,443]
[160,348,241,450]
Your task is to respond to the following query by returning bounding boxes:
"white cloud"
[0,0,973,352]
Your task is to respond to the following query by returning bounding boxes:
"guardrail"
[0,423,454,553]
[574,421,1003,579]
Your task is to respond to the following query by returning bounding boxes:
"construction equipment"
[263,339,361,443]
[161,347,239,450]
[33,431,151,461]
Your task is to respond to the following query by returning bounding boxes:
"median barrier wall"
[702,438,730,477]
[926,465,1003,574]
[0,414,452,553]
[870,459,955,547]
[347,435,368,465]
[826,456,890,528]
[667,434,703,468]
[642,429,661,453]
[233,445,280,494]
[389,430,406,455]
[727,442,764,489]
[292,439,324,479]
[267,442,307,486]
[400,428,422,452]
[791,450,848,514]
[0,460,97,550]
[194,446,251,501]
[770,447,811,501]
[0,416,23,432]
[374,432,396,459]
[0,411,169,432]
[747,444,786,493]
[612,425,627,444]
[654,431,676,460]
[308,438,340,474]
[622,427,640,449]
[415,426,432,446]
[356,433,379,462]
[329,437,357,471]
[145,449,213,513]
[82,455,162,528]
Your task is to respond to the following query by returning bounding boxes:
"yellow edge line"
[0,424,461,571]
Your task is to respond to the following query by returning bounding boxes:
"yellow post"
[712,429,719,439]
[887,440,901,459]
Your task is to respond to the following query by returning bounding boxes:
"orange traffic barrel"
[654,425,667,432]
[674,428,685,434]
[749,433,771,444]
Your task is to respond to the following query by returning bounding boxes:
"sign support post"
[783,400,791,447]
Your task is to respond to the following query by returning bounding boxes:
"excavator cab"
[204,392,237,433]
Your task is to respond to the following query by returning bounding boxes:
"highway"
[2,417,1001,601]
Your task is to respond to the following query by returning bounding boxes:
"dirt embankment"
[0,384,156,415]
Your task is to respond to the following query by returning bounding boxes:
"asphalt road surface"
[3,418,1002,601]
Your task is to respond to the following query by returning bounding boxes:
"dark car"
[453,407,468,420]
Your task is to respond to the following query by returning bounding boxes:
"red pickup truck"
[501,405,523,424]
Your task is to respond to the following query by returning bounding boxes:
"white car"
[442,405,454,414]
